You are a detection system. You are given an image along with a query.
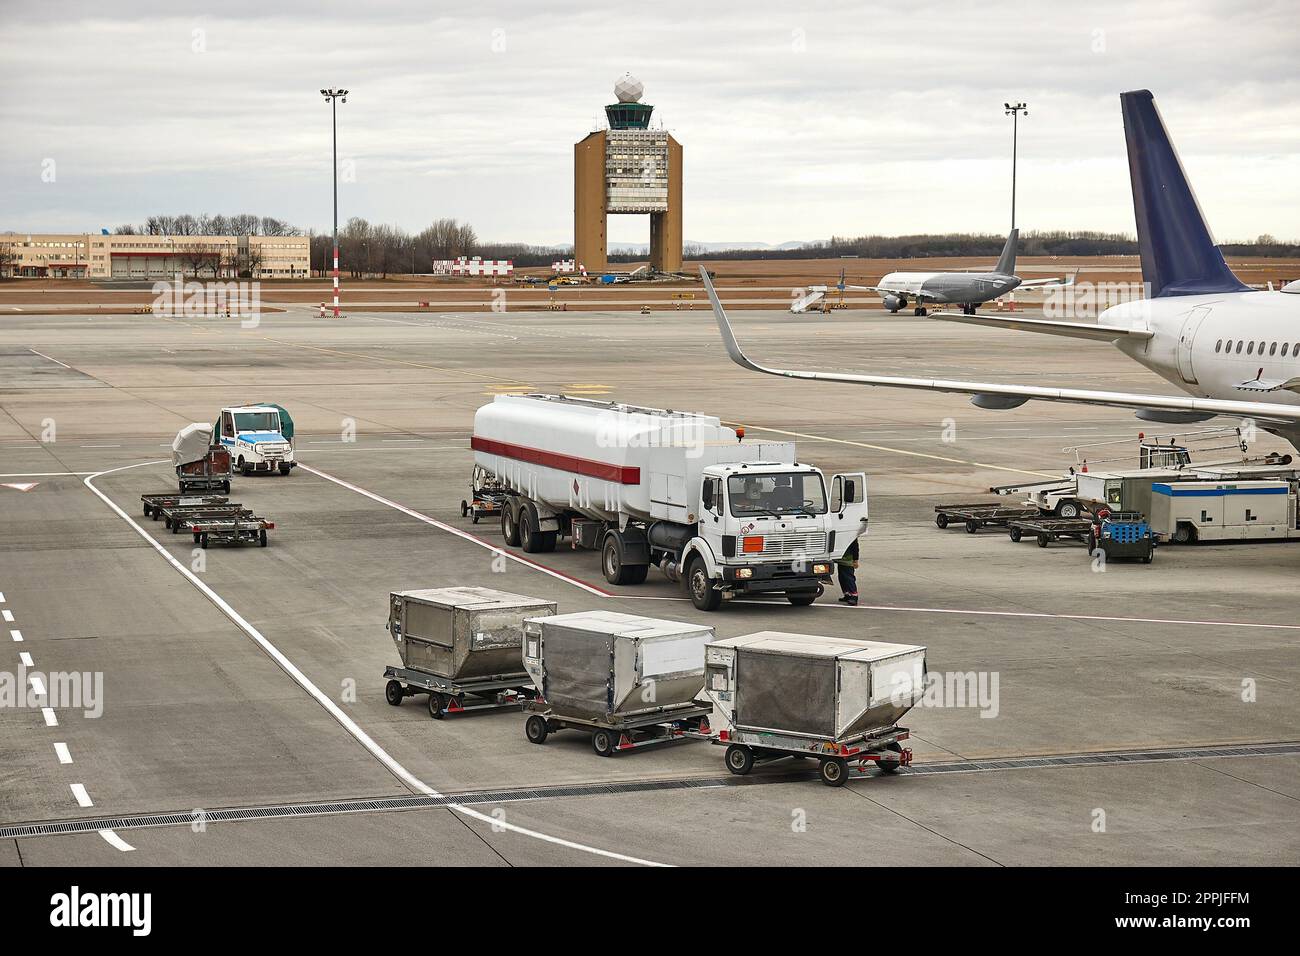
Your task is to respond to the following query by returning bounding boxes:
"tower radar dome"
[614,74,644,103]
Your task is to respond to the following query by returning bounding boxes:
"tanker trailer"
[471,394,869,611]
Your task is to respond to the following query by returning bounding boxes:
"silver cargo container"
[705,632,927,742]
[523,610,712,720]
[388,587,557,682]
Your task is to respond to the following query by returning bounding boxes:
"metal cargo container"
[523,610,712,720]
[705,632,927,742]
[388,587,557,682]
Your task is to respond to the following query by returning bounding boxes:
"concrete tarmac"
[1,306,1298,866]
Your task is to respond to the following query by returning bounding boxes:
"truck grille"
[761,531,827,557]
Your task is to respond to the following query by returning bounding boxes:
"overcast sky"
[1,0,1296,245]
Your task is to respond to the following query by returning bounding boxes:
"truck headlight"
[812,563,830,575]
[736,568,753,579]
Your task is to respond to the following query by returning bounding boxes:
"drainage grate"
[2,741,1296,841]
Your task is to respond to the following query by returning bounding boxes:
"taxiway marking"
[84,461,665,867]
[42,707,57,727]
[54,742,72,765]
[9,630,22,642]
[70,784,93,808]
[98,830,135,852]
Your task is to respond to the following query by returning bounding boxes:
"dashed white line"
[29,675,46,697]
[54,742,72,764]
[42,707,57,727]
[0,591,6,602]
[70,784,93,808]
[2,609,13,623]
[19,652,32,666]
[9,630,22,642]
[98,830,135,852]
[85,460,666,867]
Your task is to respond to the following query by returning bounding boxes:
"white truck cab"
[216,405,296,476]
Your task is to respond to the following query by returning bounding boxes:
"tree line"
[308,217,480,277]
[115,213,300,237]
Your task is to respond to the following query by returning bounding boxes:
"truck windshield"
[233,412,280,433]
[728,473,827,516]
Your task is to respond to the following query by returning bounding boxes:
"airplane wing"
[701,266,1300,425]
[929,312,1154,342]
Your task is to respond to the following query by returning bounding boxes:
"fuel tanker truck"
[471,394,869,611]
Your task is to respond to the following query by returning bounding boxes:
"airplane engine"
[882,294,905,313]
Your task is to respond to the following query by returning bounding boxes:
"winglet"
[1121,89,1249,298]
[701,267,771,373]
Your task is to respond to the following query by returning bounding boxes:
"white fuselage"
[1099,291,1300,439]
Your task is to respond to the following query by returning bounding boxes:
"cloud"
[1,0,1296,243]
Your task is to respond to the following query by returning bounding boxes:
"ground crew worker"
[836,537,860,606]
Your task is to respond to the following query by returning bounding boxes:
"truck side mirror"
[843,480,856,508]
[701,481,714,510]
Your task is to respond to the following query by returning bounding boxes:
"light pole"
[1004,102,1027,231]
[321,88,348,316]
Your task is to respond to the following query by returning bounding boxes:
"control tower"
[574,74,682,274]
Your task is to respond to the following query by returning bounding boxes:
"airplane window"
[1236,341,1244,354]
[1225,340,1233,353]
[1259,341,1266,353]
[1247,342,1255,355]
[1270,342,1278,356]
[1283,344,1290,357]
[1215,340,1223,353]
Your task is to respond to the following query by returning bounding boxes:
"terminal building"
[574,74,682,274]
[0,232,310,279]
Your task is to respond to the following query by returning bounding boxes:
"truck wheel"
[935,513,949,529]
[725,744,755,775]
[686,556,722,612]
[819,757,849,787]
[1142,545,1155,564]
[592,728,618,757]
[1055,500,1082,518]
[1036,533,1050,548]
[278,462,291,476]
[525,714,549,745]
[460,500,469,517]
[786,589,819,606]
[519,505,554,553]
[602,535,644,585]
[427,692,445,719]
[385,680,404,706]
[501,502,521,546]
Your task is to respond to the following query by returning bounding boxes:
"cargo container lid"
[537,610,712,641]
[710,631,925,662]
[392,586,555,610]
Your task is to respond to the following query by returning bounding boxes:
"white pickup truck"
[215,404,296,476]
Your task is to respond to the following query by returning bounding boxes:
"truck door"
[830,472,869,545]
[699,476,725,556]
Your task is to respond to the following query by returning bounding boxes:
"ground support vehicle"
[522,700,712,756]
[1006,516,1094,547]
[1091,510,1155,563]
[141,493,228,519]
[383,666,538,719]
[187,513,275,548]
[934,502,1041,533]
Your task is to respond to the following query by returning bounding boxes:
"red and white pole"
[332,244,340,317]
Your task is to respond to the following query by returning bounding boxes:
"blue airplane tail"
[1121,90,1249,298]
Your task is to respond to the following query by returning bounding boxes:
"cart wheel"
[592,728,618,757]
[935,513,949,529]
[1036,533,1050,548]
[965,519,979,534]
[384,680,404,706]
[1142,546,1154,564]
[525,714,549,745]
[193,532,201,545]
[427,692,445,719]
[1009,527,1022,542]
[222,480,231,493]
[278,462,291,476]
[199,533,209,549]
[143,504,152,517]
[258,529,268,548]
[460,500,469,517]
[819,757,849,787]
[724,744,755,776]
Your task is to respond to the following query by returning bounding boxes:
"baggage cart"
[1006,516,1094,547]
[141,493,229,519]
[934,502,1042,533]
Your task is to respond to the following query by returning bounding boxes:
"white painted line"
[79,445,121,449]
[300,464,610,598]
[98,830,135,852]
[85,461,663,867]
[70,784,93,808]
[42,707,57,727]
[0,592,6,603]
[0,472,96,477]
[2,609,13,623]
[29,348,72,369]
[29,674,46,697]
[9,630,22,642]
[54,742,72,764]
[19,652,32,666]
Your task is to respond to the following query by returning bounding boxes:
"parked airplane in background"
[712,90,1300,449]
[790,229,1072,315]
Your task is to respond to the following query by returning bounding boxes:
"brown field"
[2,255,1298,314]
